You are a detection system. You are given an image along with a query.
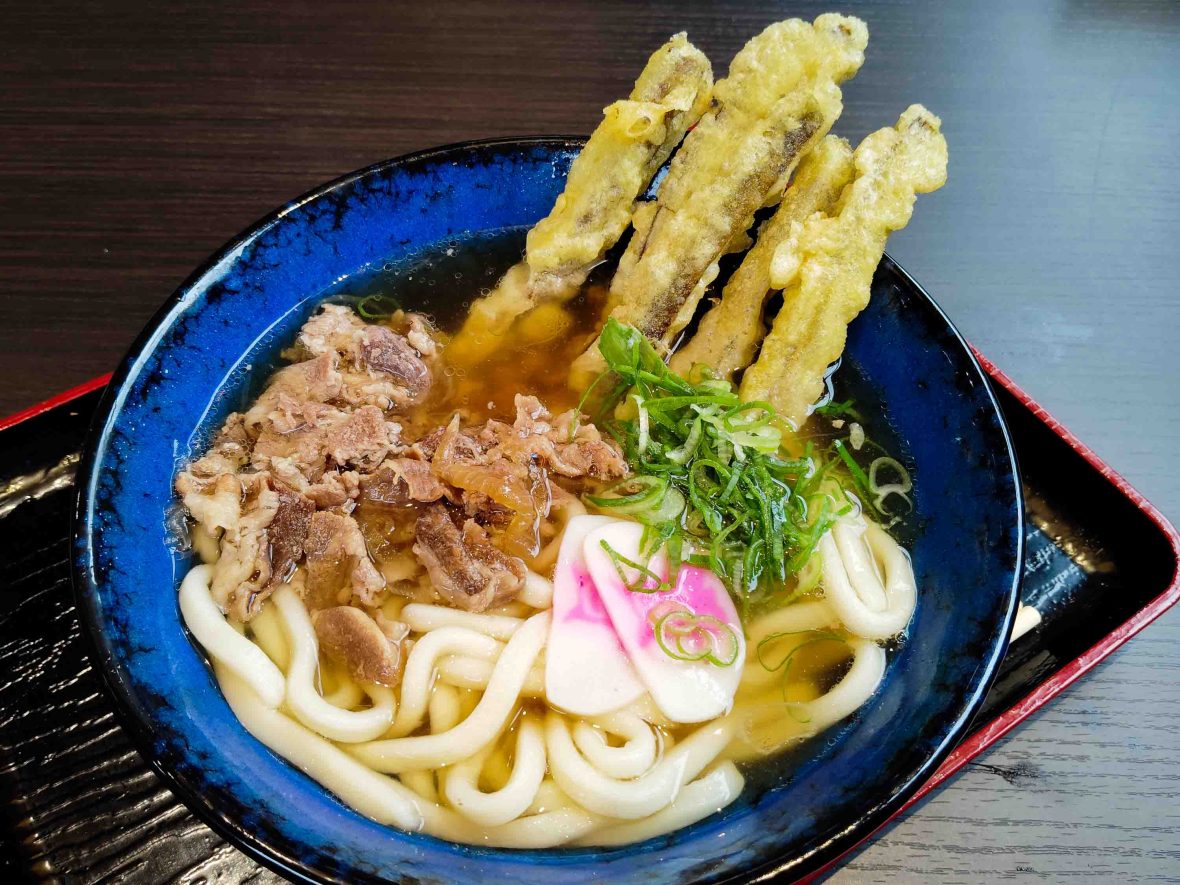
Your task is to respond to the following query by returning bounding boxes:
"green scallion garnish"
[582,319,849,612]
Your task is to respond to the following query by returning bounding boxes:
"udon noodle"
[179,503,912,846]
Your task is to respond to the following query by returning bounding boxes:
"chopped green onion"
[600,539,669,593]
[651,605,740,667]
[585,319,907,614]
[587,475,666,513]
[357,293,401,320]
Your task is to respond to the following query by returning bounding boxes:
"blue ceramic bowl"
[72,138,1022,883]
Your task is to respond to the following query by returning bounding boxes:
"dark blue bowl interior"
[73,139,1021,884]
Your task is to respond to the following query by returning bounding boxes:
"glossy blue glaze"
[73,139,1021,884]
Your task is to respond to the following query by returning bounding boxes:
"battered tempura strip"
[739,105,949,426]
[669,135,855,381]
[447,33,713,366]
[569,14,869,388]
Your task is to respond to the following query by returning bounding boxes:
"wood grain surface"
[2,0,1178,881]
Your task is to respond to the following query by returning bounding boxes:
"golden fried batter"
[669,135,855,380]
[447,33,713,367]
[739,105,949,426]
[570,14,869,388]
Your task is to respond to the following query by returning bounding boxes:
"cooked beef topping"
[176,303,623,633]
[295,304,435,410]
[312,606,408,686]
[321,405,399,469]
[461,490,515,527]
[502,395,629,479]
[412,504,526,612]
[358,325,432,403]
[405,426,445,461]
[298,304,365,358]
[244,353,343,434]
[405,314,440,360]
[303,511,386,609]
[362,457,452,506]
[252,404,399,484]
[207,473,280,620]
[268,481,315,585]
[432,415,539,513]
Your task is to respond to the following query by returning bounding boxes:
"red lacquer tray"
[0,360,1175,882]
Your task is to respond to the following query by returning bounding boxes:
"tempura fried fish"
[669,135,855,380]
[570,13,869,387]
[447,33,713,366]
[739,105,949,426]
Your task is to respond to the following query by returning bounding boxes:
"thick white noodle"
[545,713,733,819]
[785,638,886,729]
[740,599,842,692]
[487,601,532,618]
[819,517,917,640]
[272,588,396,743]
[248,601,289,671]
[428,682,462,733]
[216,658,614,848]
[731,638,887,761]
[833,517,888,611]
[349,612,550,772]
[399,770,438,803]
[578,761,745,846]
[179,565,285,708]
[400,604,524,640]
[444,715,548,826]
[402,683,464,803]
[420,804,604,848]
[322,673,365,710]
[436,655,546,697]
[526,779,572,815]
[216,665,425,831]
[531,499,588,575]
[571,710,659,779]
[192,524,220,564]
[518,570,555,609]
[388,627,503,737]
[184,496,918,845]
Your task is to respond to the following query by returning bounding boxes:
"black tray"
[0,366,1176,883]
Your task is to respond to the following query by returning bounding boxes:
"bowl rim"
[71,136,1023,884]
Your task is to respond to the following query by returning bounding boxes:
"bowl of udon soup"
[74,15,1021,885]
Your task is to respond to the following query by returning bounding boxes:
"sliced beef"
[407,426,445,461]
[358,325,431,403]
[412,504,525,612]
[244,353,342,434]
[405,314,440,359]
[312,606,408,686]
[294,305,435,410]
[361,457,451,506]
[298,304,365,358]
[253,405,398,483]
[268,481,315,584]
[175,471,241,537]
[321,405,398,469]
[267,459,362,509]
[303,511,386,610]
[508,395,628,479]
[461,490,514,527]
[174,413,253,534]
[209,473,280,620]
[432,415,537,513]
[198,474,316,621]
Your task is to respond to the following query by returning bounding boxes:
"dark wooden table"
[4,1,1179,881]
